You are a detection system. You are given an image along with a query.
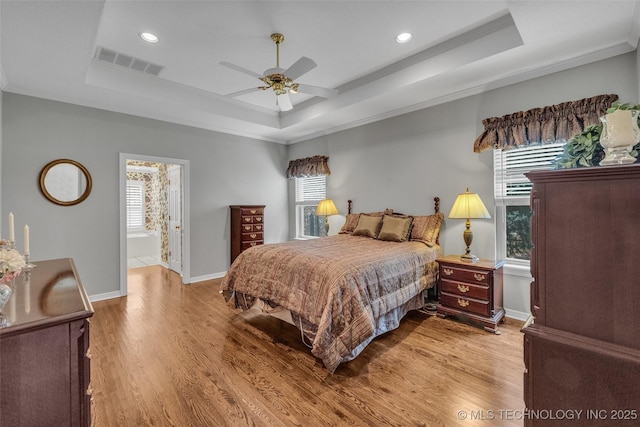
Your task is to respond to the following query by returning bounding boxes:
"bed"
[220,198,444,373]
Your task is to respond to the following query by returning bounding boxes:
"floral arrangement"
[0,240,26,285]
[553,102,640,169]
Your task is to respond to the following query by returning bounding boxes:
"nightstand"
[436,255,505,333]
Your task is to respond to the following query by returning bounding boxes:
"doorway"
[119,153,190,296]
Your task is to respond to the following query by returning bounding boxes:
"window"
[494,142,565,263]
[295,175,327,238]
[126,180,146,231]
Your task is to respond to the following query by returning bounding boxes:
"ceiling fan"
[220,33,338,111]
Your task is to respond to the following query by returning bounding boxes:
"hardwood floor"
[90,266,525,426]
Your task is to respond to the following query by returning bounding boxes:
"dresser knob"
[244,226,251,231]
[250,242,257,246]
[443,268,454,276]
[474,273,486,281]
[250,210,257,214]
[256,225,262,230]
[250,233,257,239]
[457,284,470,293]
[457,298,470,308]
[244,217,251,222]
[256,217,262,222]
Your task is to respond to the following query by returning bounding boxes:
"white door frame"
[119,153,191,296]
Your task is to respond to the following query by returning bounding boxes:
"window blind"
[295,175,326,202]
[126,180,145,230]
[494,142,565,202]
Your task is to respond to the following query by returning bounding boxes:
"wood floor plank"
[90,266,525,426]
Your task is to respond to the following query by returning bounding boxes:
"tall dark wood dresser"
[230,205,265,264]
[0,258,93,427]
[522,165,640,426]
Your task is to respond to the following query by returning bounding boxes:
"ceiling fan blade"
[277,93,293,111]
[219,61,262,79]
[284,57,316,80]
[295,84,338,98]
[224,87,261,98]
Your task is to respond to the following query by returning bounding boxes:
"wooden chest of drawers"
[230,205,265,264]
[436,255,505,333]
[0,258,93,427]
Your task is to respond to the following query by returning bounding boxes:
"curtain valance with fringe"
[286,155,331,179]
[473,94,618,153]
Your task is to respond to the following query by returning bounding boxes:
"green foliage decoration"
[552,102,640,169]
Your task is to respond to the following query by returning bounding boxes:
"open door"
[168,165,182,275]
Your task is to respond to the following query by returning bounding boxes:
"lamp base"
[459,253,478,263]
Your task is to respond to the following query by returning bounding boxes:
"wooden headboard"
[347,197,441,215]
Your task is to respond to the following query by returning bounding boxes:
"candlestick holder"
[23,254,36,270]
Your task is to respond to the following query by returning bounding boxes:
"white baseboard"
[505,308,530,322]
[90,291,123,302]
[190,271,227,283]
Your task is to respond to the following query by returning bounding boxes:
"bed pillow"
[352,214,383,238]
[339,213,361,234]
[410,213,444,246]
[364,208,393,217]
[377,215,413,242]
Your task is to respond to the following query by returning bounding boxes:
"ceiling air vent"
[95,46,163,77]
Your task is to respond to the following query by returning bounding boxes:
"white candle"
[24,225,30,255]
[8,212,14,242]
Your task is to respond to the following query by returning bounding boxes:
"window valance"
[473,94,619,153]
[286,155,331,179]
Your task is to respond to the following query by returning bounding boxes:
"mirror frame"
[38,159,92,206]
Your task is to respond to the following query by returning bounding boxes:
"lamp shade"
[316,199,338,216]
[448,188,491,219]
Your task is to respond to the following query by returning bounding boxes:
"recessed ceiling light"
[395,32,412,44]
[140,32,159,43]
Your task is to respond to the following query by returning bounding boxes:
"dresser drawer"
[242,241,263,250]
[241,224,264,232]
[241,207,263,216]
[242,232,263,242]
[441,279,489,301]
[440,265,491,285]
[440,292,490,316]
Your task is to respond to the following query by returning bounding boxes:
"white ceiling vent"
[95,46,163,77]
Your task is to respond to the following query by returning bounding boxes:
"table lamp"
[448,188,491,262]
[316,199,338,235]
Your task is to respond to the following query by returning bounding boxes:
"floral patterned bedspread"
[220,234,441,373]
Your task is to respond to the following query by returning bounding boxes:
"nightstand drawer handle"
[443,268,454,276]
[457,298,470,308]
[250,210,257,214]
[250,242,257,247]
[457,284,470,293]
[474,273,486,282]
[250,233,257,238]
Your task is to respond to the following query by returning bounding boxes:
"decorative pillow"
[410,213,444,246]
[339,213,361,234]
[352,214,383,238]
[377,215,414,242]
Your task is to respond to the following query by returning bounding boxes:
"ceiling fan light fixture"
[140,32,159,43]
[395,32,412,44]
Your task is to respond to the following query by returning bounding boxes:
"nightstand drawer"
[440,265,491,285]
[441,279,489,301]
[440,292,490,316]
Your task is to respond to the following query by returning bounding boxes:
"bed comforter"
[220,234,441,372]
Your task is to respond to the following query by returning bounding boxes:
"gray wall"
[2,94,289,297]
[288,51,639,319]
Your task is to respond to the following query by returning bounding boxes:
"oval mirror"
[38,159,92,206]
